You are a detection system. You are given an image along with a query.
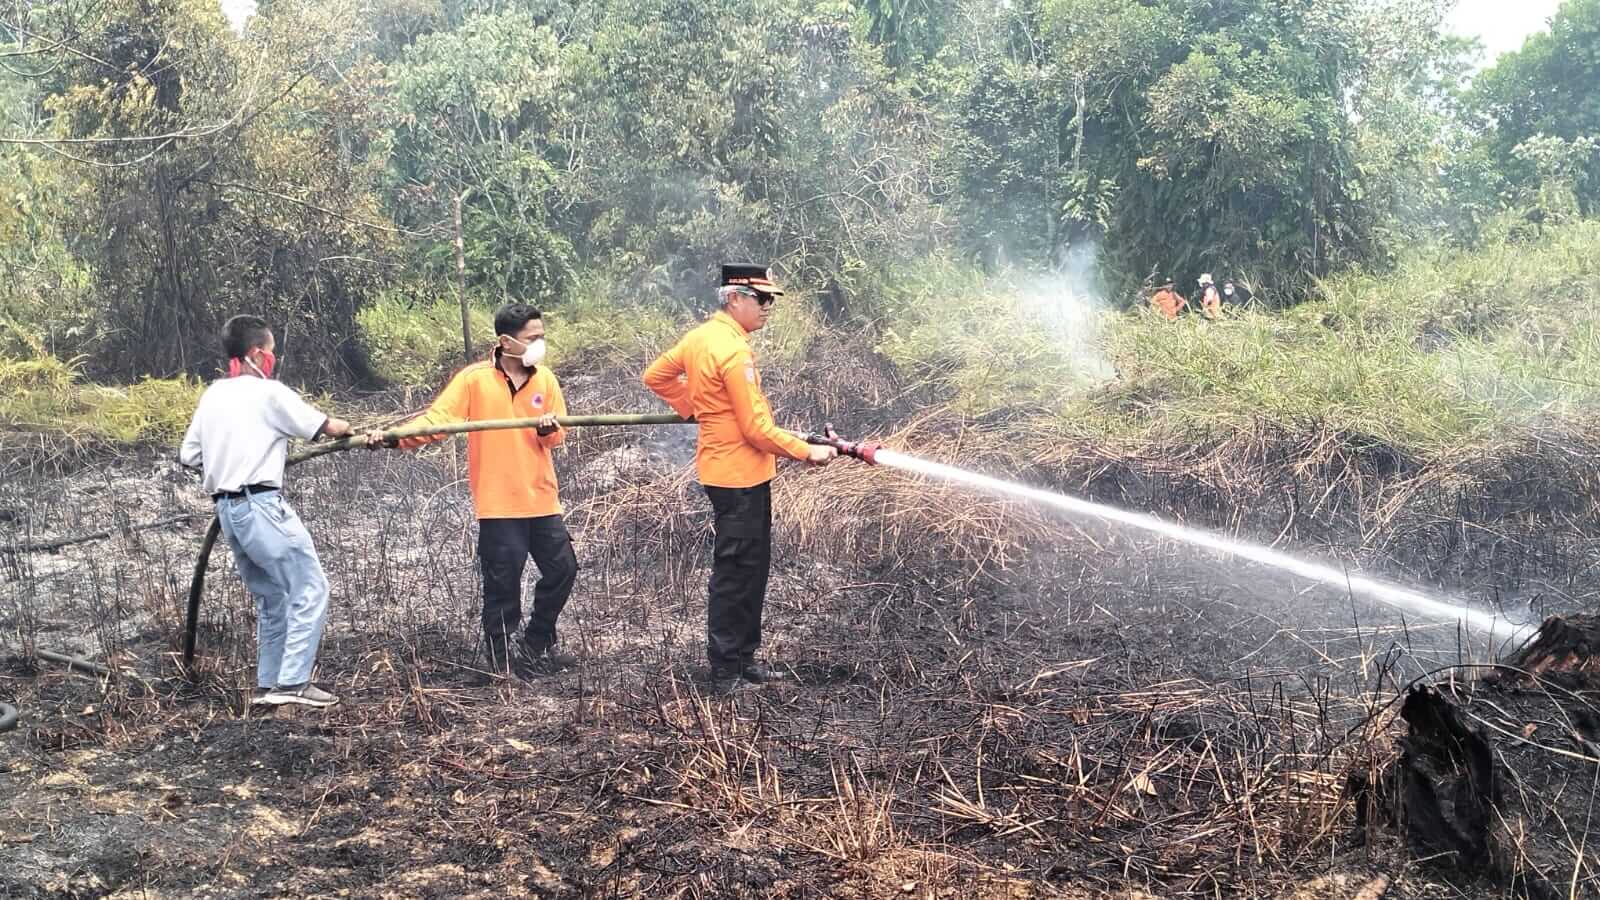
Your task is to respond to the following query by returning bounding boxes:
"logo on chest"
[529,393,545,409]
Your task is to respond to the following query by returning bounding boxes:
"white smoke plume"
[1015,238,1116,386]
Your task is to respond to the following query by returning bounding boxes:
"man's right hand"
[805,444,839,466]
[363,430,395,449]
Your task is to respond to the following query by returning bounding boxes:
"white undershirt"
[179,377,328,495]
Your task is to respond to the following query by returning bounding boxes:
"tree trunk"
[454,190,472,361]
[1492,614,1600,682]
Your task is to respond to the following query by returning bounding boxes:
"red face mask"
[228,349,276,378]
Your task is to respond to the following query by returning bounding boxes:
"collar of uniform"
[710,310,748,338]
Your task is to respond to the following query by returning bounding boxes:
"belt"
[212,483,279,502]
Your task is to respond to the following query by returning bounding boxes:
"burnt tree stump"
[1350,616,1600,900]
[1391,685,1498,869]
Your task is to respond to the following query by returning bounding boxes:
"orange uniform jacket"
[1151,289,1186,320]
[396,351,567,519]
[642,311,810,488]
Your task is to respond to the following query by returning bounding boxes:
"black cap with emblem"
[721,264,784,297]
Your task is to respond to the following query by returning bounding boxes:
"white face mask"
[508,337,546,367]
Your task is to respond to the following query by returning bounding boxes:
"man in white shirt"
[180,315,352,708]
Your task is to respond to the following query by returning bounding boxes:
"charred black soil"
[3,376,1597,898]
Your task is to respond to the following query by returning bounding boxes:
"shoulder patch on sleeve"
[744,364,756,384]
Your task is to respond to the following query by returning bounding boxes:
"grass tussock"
[0,321,199,445]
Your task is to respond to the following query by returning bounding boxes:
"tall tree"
[20,0,396,383]
[1465,0,1600,218]
[952,0,1461,300]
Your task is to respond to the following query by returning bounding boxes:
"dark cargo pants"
[703,481,772,671]
[477,515,578,646]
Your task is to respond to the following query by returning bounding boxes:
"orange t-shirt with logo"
[642,311,810,488]
[396,351,567,519]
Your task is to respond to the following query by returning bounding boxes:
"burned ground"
[2,369,1597,898]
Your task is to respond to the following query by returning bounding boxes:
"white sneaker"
[263,683,340,708]
[249,687,273,706]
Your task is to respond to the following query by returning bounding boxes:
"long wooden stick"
[286,412,691,465]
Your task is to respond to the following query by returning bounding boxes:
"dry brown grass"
[6,355,1600,897]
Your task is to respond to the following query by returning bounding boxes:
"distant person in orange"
[365,303,576,679]
[1149,278,1187,320]
[1197,273,1222,320]
[642,264,837,687]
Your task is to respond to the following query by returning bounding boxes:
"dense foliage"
[0,0,1593,387]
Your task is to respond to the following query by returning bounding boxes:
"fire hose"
[0,652,111,736]
[181,413,689,672]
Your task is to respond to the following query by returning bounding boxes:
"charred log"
[1492,614,1600,685]
[1350,618,1600,900]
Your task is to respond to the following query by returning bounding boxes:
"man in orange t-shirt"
[643,264,836,686]
[1150,278,1186,319]
[365,303,576,678]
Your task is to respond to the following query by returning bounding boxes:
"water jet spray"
[806,425,1536,643]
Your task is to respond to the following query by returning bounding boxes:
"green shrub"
[357,287,495,385]
[873,254,1116,418]
[543,282,685,373]
[0,321,201,444]
[358,277,687,385]
[755,291,822,369]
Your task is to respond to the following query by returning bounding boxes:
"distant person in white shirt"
[179,315,352,709]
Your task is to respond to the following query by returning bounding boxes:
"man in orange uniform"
[366,303,576,678]
[1197,273,1222,320]
[1150,278,1187,320]
[642,264,837,686]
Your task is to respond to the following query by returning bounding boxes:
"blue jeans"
[216,493,329,689]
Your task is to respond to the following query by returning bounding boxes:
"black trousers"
[477,515,578,644]
[703,481,772,670]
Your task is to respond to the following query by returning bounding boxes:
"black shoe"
[521,636,577,672]
[484,634,534,680]
[739,662,785,684]
[708,663,745,689]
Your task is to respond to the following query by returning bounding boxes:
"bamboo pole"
[287,413,691,465]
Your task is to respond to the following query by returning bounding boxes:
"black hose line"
[181,516,223,673]
[36,648,114,678]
